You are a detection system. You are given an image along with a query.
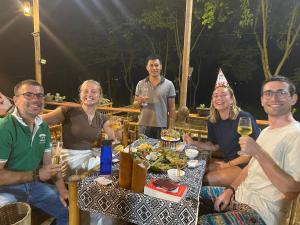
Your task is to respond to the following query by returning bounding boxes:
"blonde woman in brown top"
[42,80,118,148]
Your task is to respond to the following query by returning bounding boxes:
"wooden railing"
[44,101,269,146]
[44,100,268,124]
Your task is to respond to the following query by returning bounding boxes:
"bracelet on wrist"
[225,185,235,195]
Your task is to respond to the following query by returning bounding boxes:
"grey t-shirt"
[135,76,176,127]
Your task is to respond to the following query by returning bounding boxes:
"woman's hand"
[0,92,12,113]
[182,134,193,144]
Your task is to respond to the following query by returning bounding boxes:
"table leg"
[68,181,80,225]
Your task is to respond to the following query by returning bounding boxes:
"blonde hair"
[78,80,103,101]
[208,86,241,123]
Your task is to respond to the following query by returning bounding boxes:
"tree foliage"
[239,0,300,79]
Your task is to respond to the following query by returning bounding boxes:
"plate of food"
[149,148,187,172]
[160,129,181,142]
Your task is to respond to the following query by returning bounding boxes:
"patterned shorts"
[198,186,266,225]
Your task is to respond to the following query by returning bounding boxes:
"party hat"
[215,68,229,88]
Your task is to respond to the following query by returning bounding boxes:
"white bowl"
[167,169,185,182]
[185,148,199,159]
[187,160,200,168]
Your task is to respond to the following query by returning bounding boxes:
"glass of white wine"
[237,117,252,155]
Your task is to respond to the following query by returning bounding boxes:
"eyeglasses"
[262,89,290,99]
[16,92,45,100]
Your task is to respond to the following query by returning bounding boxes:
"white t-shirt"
[235,121,300,225]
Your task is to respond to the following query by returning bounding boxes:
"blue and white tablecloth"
[78,138,209,225]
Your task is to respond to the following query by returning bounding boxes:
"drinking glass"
[51,141,63,165]
[237,117,252,155]
[110,116,121,130]
[140,85,149,107]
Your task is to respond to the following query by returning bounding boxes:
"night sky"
[1,0,299,120]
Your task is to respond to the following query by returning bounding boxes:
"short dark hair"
[14,79,43,95]
[145,54,162,66]
[261,75,296,96]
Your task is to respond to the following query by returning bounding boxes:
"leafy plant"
[197,104,207,109]
[54,93,66,102]
[45,93,54,101]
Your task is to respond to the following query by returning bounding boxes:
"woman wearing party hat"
[183,69,260,186]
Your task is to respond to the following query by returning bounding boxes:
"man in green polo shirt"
[0,80,68,225]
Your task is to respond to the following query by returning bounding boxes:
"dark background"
[0,0,299,120]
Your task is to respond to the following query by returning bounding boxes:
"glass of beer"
[237,117,252,155]
[140,85,149,107]
[51,141,63,164]
[110,116,121,130]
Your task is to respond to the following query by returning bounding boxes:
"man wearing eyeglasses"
[0,80,68,225]
[198,76,300,225]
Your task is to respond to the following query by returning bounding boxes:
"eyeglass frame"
[16,92,45,100]
[261,89,290,99]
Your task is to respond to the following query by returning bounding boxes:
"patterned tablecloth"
[78,139,209,225]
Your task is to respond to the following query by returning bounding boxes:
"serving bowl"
[187,160,200,168]
[167,169,185,182]
[185,148,199,159]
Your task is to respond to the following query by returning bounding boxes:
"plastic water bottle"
[100,140,112,175]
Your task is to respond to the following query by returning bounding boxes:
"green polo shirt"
[0,114,51,171]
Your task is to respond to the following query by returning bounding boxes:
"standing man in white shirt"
[199,75,300,225]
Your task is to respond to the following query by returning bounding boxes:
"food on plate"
[113,144,124,152]
[165,151,187,168]
[160,129,181,141]
[146,152,161,161]
[150,161,173,172]
[149,149,187,172]
[136,142,152,151]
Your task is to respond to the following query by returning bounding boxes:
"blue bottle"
[100,140,112,175]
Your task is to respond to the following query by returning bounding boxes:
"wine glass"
[140,85,149,107]
[237,117,252,155]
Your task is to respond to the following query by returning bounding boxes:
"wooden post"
[68,181,80,225]
[122,120,129,146]
[32,0,42,84]
[180,0,193,107]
